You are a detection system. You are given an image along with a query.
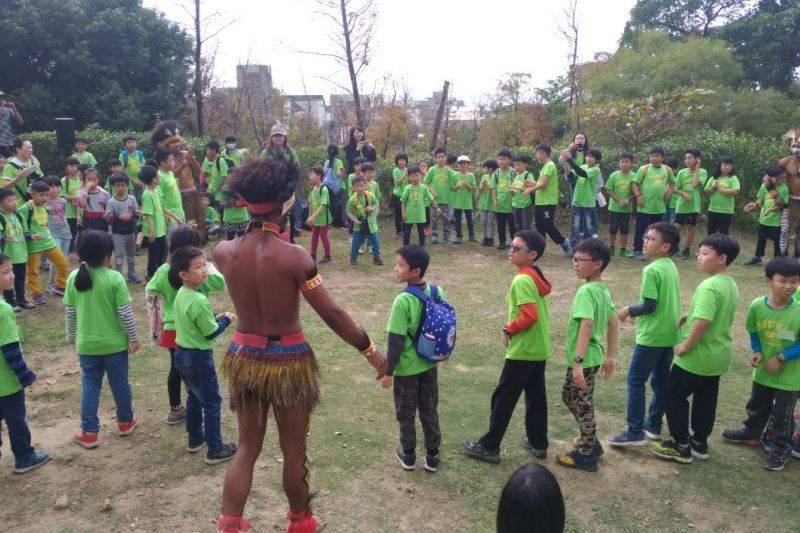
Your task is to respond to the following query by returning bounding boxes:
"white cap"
[457,155,470,163]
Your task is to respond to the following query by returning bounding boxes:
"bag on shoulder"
[403,284,457,363]
[323,160,342,194]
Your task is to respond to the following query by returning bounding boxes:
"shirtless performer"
[213,159,388,533]
[779,131,800,256]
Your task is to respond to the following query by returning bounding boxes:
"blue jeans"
[590,203,599,236]
[350,230,381,262]
[0,389,34,462]
[79,351,133,433]
[626,344,673,434]
[175,348,223,452]
[570,206,595,249]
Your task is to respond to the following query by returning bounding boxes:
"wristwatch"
[574,355,584,364]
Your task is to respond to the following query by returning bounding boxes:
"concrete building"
[283,95,329,127]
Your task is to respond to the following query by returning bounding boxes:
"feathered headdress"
[150,120,185,148]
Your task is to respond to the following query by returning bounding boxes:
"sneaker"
[744,256,763,267]
[619,248,633,258]
[206,443,237,465]
[690,439,709,460]
[721,427,759,445]
[14,450,51,474]
[763,451,789,471]
[633,252,646,261]
[487,239,494,247]
[481,238,490,247]
[12,305,21,313]
[33,294,47,305]
[791,434,800,459]
[187,439,205,453]
[319,256,332,264]
[571,437,604,457]
[350,260,357,266]
[461,440,500,464]
[651,439,692,464]
[555,449,598,472]
[681,248,691,260]
[217,515,250,532]
[430,236,439,244]
[45,285,65,296]
[760,431,774,453]
[74,431,100,449]
[19,301,36,310]
[396,447,416,470]
[167,406,186,425]
[607,430,647,447]
[118,419,140,436]
[454,237,463,244]
[372,255,384,265]
[644,428,662,441]
[561,241,573,257]
[127,273,143,284]
[443,238,455,245]
[521,435,547,459]
[497,243,508,251]
[423,453,440,472]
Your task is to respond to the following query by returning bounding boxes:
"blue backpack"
[323,159,342,194]
[403,284,457,363]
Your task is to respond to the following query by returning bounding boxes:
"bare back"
[779,156,800,196]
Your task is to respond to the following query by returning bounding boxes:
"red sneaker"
[118,419,140,436]
[287,509,323,532]
[74,431,99,449]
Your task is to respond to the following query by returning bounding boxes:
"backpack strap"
[403,283,435,342]
[24,202,34,227]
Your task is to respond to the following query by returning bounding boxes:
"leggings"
[2,262,27,306]
[310,225,331,257]
[496,212,517,245]
[481,210,496,241]
[168,348,182,409]
[534,205,565,245]
[706,212,732,235]
[633,212,665,253]
[403,223,426,246]
[453,209,474,238]
[67,218,78,253]
[147,236,167,279]
[392,196,403,235]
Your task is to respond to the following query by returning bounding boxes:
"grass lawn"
[1,219,798,532]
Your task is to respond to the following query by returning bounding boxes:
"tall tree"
[622,0,750,43]
[559,0,581,131]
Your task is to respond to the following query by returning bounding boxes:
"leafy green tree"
[0,0,193,131]
[621,0,749,43]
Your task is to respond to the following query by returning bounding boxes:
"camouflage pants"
[430,205,452,240]
[393,367,441,454]
[562,366,599,455]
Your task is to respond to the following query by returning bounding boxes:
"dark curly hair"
[228,158,297,205]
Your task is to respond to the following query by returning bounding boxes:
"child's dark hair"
[139,165,158,185]
[168,226,202,255]
[360,162,375,172]
[587,148,602,161]
[65,156,80,167]
[107,158,122,168]
[713,156,735,178]
[351,174,366,186]
[122,135,137,144]
[109,172,130,186]
[765,256,800,279]
[353,156,366,167]
[484,159,499,171]
[74,230,114,292]
[699,233,740,265]
[498,149,513,159]
[168,245,206,290]
[496,463,565,533]
[536,143,552,156]
[649,145,666,156]
[513,153,532,165]
[647,222,680,255]
[765,163,783,178]
[309,166,324,178]
[434,147,447,157]
[685,148,701,159]
[0,253,10,268]
[394,152,408,166]
[396,244,430,278]
[154,148,172,166]
[514,231,548,282]
[574,237,611,271]
[83,166,98,178]
[30,181,50,194]
[0,188,15,202]
[326,143,339,163]
[74,137,88,145]
[446,155,458,165]
[206,140,221,152]
[619,152,635,162]
[225,134,237,143]
[44,175,60,187]
[664,156,680,170]
[407,165,421,175]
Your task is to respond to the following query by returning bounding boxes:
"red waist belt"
[232,330,307,349]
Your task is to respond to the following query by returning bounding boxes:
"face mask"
[226,143,236,151]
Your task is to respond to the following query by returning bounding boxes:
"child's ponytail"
[74,230,114,292]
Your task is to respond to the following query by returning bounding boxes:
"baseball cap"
[270,124,288,137]
[457,155,470,163]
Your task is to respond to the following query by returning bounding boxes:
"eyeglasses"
[509,245,528,253]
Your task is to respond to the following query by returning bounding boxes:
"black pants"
[742,382,798,457]
[453,209,474,239]
[534,205,565,245]
[633,212,664,253]
[496,212,516,245]
[665,365,720,445]
[403,223,426,247]
[707,212,732,236]
[392,196,403,235]
[2,262,27,306]
[146,235,167,279]
[755,223,781,258]
[67,218,78,253]
[479,359,548,452]
[167,348,182,409]
[393,367,441,454]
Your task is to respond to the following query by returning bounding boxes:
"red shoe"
[118,419,140,436]
[74,431,99,449]
[217,515,249,532]
[287,509,324,532]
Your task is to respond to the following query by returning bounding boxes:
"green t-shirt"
[18,202,55,254]
[605,171,634,213]
[492,169,514,214]
[757,183,788,227]
[157,170,185,222]
[72,152,97,167]
[346,173,358,195]
[511,171,534,209]
[0,300,22,397]
[205,205,220,224]
[535,161,559,206]
[634,165,673,215]
[572,165,599,208]
[146,262,226,331]
[675,274,739,376]
[203,157,229,203]
[675,168,708,214]
[392,166,408,198]
[636,258,681,347]
[401,184,433,224]
[120,150,145,183]
[366,180,381,205]
[705,175,740,214]
[141,187,167,238]
[3,161,40,206]
[309,185,331,227]
[174,286,221,350]
[61,176,82,219]
[506,271,551,361]
[424,166,456,205]
[64,267,133,356]
[347,192,379,233]
[565,282,616,368]
[386,284,440,377]
[477,175,494,211]
[225,149,246,167]
[0,211,28,264]
[452,172,476,210]
[746,297,800,392]
[223,203,249,224]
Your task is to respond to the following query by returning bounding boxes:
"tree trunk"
[193,0,204,136]
[429,80,449,153]
[340,0,365,126]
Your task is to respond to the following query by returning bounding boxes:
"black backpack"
[7,161,43,201]
[0,211,27,245]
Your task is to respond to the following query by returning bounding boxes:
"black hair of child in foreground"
[497,463,565,533]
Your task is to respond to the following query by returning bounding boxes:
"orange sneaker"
[118,419,140,436]
[217,515,249,532]
[74,431,99,449]
[287,509,324,532]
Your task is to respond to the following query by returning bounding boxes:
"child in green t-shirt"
[0,253,50,473]
[452,155,477,243]
[561,148,602,252]
[652,233,740,464]
[704,156,740,236]
[744,164,788,266]
[382,245,443,471]
[71,137,97,167]
[477,160,498,247]
[401,166,437,247]
[61,156,82,257]
[65,231,140,449]
[510,153,535,232]
[604,152,636,258]
[610,222,681,447]
[722,257,800,471]
[463,230,553,464]
[492,150,517,249]
[170,245,237,465]
[424,148,456,244]
[631,146,675,261]
[223,134,246,167]
[306,167,332,264]
[663,156,681,224]
[197,194,221,239]
[392,153,409,238]
[347,175,383,266]
[530,144,570,256]
[673,148,708,260]
[346,157,366,241]
[555,238,618,472]
[140,166,168,279]
[0,188,32,309]
[120,136,146,190]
